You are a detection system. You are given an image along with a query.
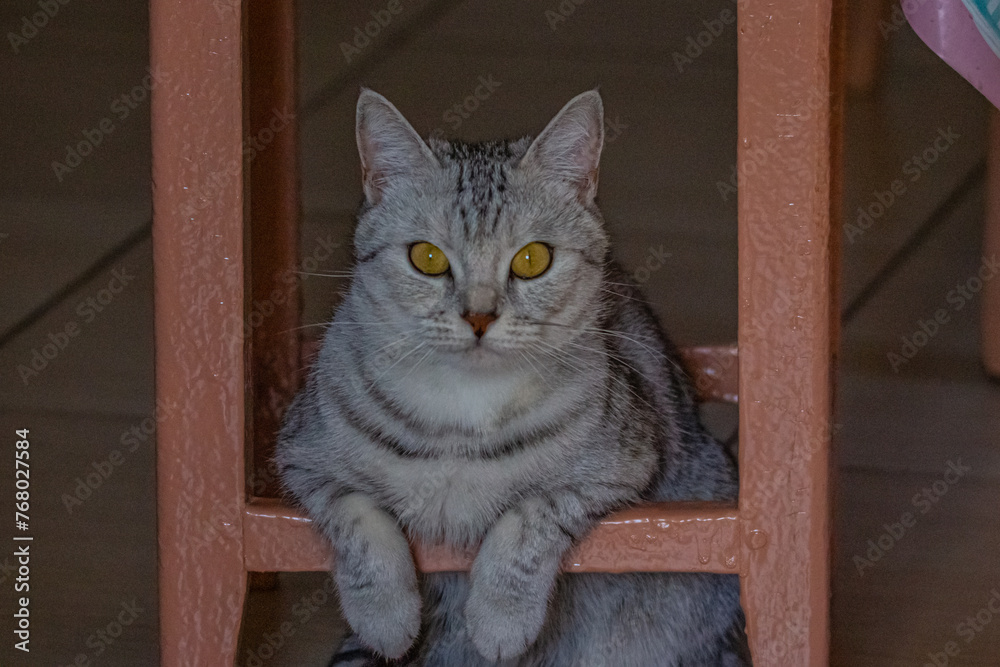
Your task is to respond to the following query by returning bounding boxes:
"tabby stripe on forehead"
[455,161,467,205]
[490,169,506,233]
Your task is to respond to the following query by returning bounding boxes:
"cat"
[276,88,751,666]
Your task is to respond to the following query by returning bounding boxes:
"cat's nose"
[465,283,499,314]
[462,311,498,338]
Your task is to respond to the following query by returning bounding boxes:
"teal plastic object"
[961,0,1000,58]
[905,0,1000,108]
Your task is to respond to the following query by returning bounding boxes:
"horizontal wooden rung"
[677,344,738,404]
[243,498,745,575]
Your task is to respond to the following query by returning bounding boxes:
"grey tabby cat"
[276,89,751,666]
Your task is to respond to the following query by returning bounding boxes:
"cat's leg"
[464,494,588,662]
[319,492,421,659]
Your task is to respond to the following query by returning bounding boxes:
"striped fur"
[278,90,750,666]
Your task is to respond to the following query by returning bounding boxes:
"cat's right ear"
[356,89,439,205]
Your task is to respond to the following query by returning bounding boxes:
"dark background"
[0,0,997,665]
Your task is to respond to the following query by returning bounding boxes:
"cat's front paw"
[464,580,549,662]
[338,578,421,659]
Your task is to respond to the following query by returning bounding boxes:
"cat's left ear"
[521,90,604,204]
[356,88,439,205]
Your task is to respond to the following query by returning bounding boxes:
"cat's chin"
[441,341,522,373]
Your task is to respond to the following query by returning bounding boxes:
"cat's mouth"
[463,337,500,356]
[443,336,512,368]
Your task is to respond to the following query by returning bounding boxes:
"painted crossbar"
[243,498,746,575]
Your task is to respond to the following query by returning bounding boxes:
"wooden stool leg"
[983,107,1000,378]
[151,0,250,663]
[737,1,841,664]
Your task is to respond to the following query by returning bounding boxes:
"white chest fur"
[389,358,551,433]
[358,353,586,543]
[376,454,524,545]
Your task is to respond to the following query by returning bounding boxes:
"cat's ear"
[521,91,604,204]
[356,89,438,204]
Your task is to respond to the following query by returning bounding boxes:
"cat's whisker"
[581,329,691,379]
[528,320,671,362]
[367,341,428,390]
[565,343,665,410]
[577,327,671,360]
[518,349,555,391]
[398,346,435,382]
[367,333,416,362]
[324,321,397,327]
[532,339,656,411]
[530,347,603,396]
[296,271,355,278]
[530,339,610,384]
[599,287,649,304]
[277,322,332,335]
[528,340,591,377]
[561,339,653,381]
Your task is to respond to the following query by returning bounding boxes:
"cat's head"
[345,89,609,373]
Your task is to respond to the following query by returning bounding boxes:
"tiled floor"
[1,0,998,665]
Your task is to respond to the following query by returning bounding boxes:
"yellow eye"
[510,242,552,279]
[409,242,450,276]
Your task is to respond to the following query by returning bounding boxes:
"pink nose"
[462,312,497,338]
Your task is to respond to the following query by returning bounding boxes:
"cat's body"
[277,90,750,666]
